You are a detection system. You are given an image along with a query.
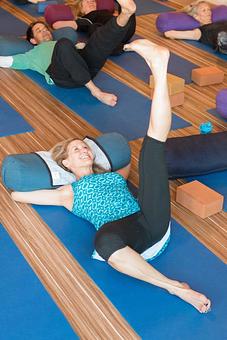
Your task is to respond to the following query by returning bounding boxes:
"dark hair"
[26,21,49,44]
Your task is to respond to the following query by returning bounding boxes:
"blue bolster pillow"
[166,132,227,179]
[0,28,78,56]
[2,132,227,191]
[0,35,33,56]
[1,133,131,191]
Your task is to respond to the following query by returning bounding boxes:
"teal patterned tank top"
[71,172,140,230]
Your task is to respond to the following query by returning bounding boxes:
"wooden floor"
[0,0,227,338]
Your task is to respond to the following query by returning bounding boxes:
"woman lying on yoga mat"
[0,0,135,106]
[52,0,136,55]
[11,39,211,313]
[164,1,227,54]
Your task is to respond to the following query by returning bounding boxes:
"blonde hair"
[51,138,107,174]
[183,1,211,17]
[65,0,85,18]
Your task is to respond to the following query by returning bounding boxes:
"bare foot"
[171,284,211,313]
[124,39,170,75]
[93,90,117,106]
[116,0,136,15]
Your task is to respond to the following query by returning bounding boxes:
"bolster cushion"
[0,28,78,56]
[1,133,131,191]
[156,5,227,33]
[96,0,115,13]
[166,132,227,179]
[1,153,53,191]
[0,35,33,56]
[216,89,227,119]
[44,4,74,26]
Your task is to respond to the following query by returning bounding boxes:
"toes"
[200,300,211,313]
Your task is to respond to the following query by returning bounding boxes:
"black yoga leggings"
[46,16,135,88]
[95,136,171,261]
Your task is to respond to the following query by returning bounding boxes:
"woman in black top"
[52,0,136,54]
[164,1,227,54]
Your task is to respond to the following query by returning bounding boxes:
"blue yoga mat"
[207,108,227,123]
[135,0,174,16]
[0,224,77,340]
[22,70,191,141]
[8,0,64,18]
[33,204,227,340]
[0,7,27,35]
[110,49,198,84]
[186,170,227,212]
[0,97,34,137]
[185,40,227,61]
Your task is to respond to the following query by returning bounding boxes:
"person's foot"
[92,90,117,106]
[75,42,86,50]
[124,39,170,76]
[116,0,136,15]
[170,283,211,313]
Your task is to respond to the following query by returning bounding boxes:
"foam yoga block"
[216,89,227,118]
[169,92,184,107]
[176,180,224,218]
[37,0,58,14]
[191,66,224,86]
[150,73,185,107]
[150,73,185,95]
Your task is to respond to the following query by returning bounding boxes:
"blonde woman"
[164,1,227,54]
[11,37,211,313]
[53,0,136,55]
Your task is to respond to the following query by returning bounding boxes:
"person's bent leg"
[95,214,211,313]
[80,0,136,77]
[47,38,91,87]
[47,38,117,105]
[124,40,171,242]
[104,39,211,313]
[108,246,211,313]
[111,14,136,55]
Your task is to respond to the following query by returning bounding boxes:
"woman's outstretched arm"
[11,185,73,209]
[164,28,202,40]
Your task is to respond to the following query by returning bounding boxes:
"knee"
[56,38,74,51]
[94,229,124,261]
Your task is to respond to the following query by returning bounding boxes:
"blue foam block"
[8,0,64,17]
[0,224,77,339]
[37,0,58,14]
[134,0,174,16]
[0,97,34,137]
[207,108,227,123]
[22,70,191,141]
[185,40,227,61]
[0,7,27,35]
[186,170,227,212]
[33,204,227,340]
[110,47,198,84]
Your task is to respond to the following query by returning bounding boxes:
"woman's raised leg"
[107,40,211,314]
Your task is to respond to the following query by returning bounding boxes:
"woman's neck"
[74,166,93,180]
